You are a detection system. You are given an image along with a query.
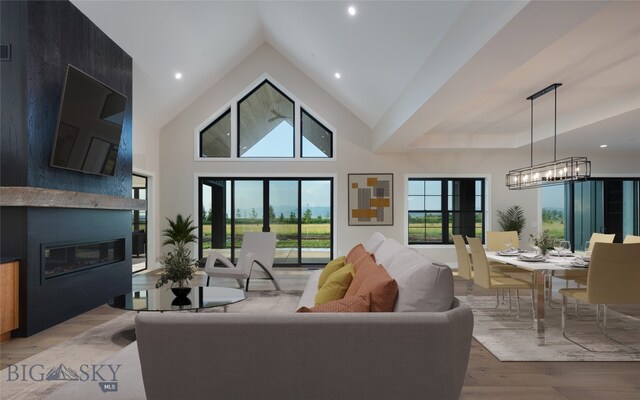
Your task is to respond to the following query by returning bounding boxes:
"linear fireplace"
[43,238,125,279]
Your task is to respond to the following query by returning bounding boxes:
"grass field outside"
[542,221,565,239]
[201,223,331,249]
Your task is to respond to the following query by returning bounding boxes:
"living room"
[1,1,640,399]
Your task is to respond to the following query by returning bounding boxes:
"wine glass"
[503,239,513,251]
[553,239,564,257]
[560,240,571,258]
[584,241,591,257]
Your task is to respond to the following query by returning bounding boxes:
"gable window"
[238,81,294,158]
[200,109,231,157]
[301,108,332,158]
[408,178,485,244]
[196,76,334,160]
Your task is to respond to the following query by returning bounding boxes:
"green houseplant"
[156,214,198,292]
[496,205,526,237]
[529,230,554,256]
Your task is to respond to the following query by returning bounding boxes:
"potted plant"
[496,205,526,237]
[529,230,554,256]
[156,214,198,295]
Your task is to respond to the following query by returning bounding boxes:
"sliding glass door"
[199,177,333,266]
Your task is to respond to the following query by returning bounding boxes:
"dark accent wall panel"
[0,1,28,187]
[26,1,132,196]
[0,0,134,337]
[24,209,131,335]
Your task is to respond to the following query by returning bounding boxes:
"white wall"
[156,43,640,266]
[132,64,161,269]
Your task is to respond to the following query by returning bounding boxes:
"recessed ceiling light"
[334,72,341,79]
[348,6,357,16]
[175,72,182,80]
[599,144,607,148]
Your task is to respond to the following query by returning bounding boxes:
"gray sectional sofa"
[47,233,473,400]
[135,233,474,400]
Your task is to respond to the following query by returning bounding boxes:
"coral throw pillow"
[345,244,372,266]
[344,254,378,297]
[355,266,398,312]
[297,294,370,313]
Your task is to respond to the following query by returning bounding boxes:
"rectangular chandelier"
[506,156,591,190]
[506,83,592,190]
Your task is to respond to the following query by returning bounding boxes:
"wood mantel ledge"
[0,186,146,211]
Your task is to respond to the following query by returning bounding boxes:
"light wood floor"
[1,269,639,400]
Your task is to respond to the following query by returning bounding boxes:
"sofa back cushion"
[373,238,406,268]
[363,232,386,253]
[387,252,454,312]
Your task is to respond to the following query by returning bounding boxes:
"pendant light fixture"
[506,83,591,190]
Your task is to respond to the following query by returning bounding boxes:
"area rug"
[0,290,302,400]
[463,295,640,361]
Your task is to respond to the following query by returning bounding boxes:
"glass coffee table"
[108,286,245,312]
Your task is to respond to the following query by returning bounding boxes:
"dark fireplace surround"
[0,1,136,336]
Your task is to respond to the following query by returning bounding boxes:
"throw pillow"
[344,254,378,297]
[355,266,398,312]
[317,256,346,289]
[297,293,370,313]
[314,263,355,305]
[345,243,372,266]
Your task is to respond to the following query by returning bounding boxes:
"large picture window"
[199,177,334,266]
[408,178,485,244]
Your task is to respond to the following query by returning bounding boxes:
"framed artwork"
[348,173,393,226]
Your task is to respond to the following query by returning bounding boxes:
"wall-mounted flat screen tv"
[50,65,127,176]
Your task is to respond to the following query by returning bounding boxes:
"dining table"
[485,251,588,346]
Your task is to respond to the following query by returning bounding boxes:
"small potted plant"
[529,230,554,257]
[156,214,198,296]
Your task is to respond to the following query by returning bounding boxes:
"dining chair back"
[467,237,492,289]
[587,233,616,252]
[587,242,640,304]
[486,231,520,251]
[623,234,640,244]
[452,235,473,280]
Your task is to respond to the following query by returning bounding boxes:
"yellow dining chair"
[486,231,526,275]
[557,232,617,287]
[452,235,507,297]
[560,242,640,349]
[467,237,534,318]
[623,234,640,244]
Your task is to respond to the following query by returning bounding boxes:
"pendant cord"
[554,87,557,162]
[530,98,534,167]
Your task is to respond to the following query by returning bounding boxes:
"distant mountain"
[46,364,79,381]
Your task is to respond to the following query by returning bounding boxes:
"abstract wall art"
[348,173,393,226]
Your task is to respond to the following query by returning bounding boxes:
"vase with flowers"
[529,230,554,257]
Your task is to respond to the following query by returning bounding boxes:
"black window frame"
[408,178,486,245]
[300,108,333,158]
[199,108,231,158]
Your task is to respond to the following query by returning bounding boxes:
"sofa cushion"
[314,263,355,305]
[296,293,370,313]
[344,254,378,297]
[390,258,454,312]
[318,256,346,289]
[345,243,372,265]
[363,232,385,253]
[373,238,406,268]
[355,266,398,312]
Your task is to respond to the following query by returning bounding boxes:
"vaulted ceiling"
[71,1,640,154]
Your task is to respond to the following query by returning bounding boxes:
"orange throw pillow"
[345,243,372,266]
[344,254,378,297]
[356,266,398,312]
[296,294,371,313]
